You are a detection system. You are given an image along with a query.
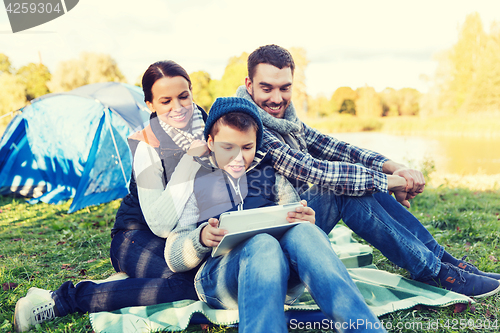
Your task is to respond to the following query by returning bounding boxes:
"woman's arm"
[165,193,211,272]
[134,141,201,238]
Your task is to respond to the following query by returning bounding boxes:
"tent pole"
[105,108,128,185]
[0,111,15,120]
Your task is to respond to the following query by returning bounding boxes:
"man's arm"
[303,124,425,202]
[261,129,388,196]
[303,123,388,171]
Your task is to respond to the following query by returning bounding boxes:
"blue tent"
[0,82,150,213]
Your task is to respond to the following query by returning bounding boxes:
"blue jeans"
[52,229,198,316]
[195,223,385,333]
[301,186,444,280]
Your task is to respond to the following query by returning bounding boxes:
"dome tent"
[0,82,150,213]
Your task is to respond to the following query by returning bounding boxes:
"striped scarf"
[158,103,205,151]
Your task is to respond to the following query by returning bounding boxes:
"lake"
[331,132,500,176]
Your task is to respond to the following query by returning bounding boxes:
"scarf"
[235,86,302,135]
[235,85,307,151]
[158,103,204,152]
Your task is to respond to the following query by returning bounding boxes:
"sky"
[1,0,500,97]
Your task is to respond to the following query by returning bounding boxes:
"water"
[331,132,500,176]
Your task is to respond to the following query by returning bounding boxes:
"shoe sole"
[471,282,500,298]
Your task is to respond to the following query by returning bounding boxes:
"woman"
[14,61,208,332]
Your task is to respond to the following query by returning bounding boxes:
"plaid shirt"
[261,122,389,196]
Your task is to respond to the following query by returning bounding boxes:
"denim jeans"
[52,229,198,316]
[195,223,385,333]
[301,186,444,280]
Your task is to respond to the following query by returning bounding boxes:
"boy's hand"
[201,218,227,248]
[286,200,315,224]
[187,139,209,157]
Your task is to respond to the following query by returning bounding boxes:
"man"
[235,44,500,297]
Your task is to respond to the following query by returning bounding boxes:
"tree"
[307,94,331,118]
[331,87,357,115]
[49,52,126,92]
[0,73,27,128]
[355,86,383,118]
[339,99,356,115]
[464,21,500,112]
[289,47,309,117]
[16,63,51,101]
[436,13,487,114]
[398,88,421,116]
[379,88,399,117]
[211,52,248,99]
[190,70,214,112]
[0,53,12,74]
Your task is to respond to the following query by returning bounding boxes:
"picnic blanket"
[90,225,471,333]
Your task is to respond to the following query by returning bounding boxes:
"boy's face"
[207,125,257,179]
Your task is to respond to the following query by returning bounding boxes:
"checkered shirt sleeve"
[261,125,389,196]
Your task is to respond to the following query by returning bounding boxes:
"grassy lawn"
[1,187,499,332]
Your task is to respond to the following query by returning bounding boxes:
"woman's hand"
[187,139,209,157]
[286,200,315,224]
[200,218,227,248]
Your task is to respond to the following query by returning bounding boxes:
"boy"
[165,97,386,333]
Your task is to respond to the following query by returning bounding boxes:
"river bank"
[304,113,500,138]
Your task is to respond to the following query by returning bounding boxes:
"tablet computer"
[211,202,307,257]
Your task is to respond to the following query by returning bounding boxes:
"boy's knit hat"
[204,97,263,149]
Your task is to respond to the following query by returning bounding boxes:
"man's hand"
[387,175,411,208]
[393,167,425,196]
[383,160,426,201]
[187,139,209,157]
[286,200,315,224]
[200,218,227,248]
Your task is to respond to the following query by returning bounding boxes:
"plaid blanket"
[90,225,471,333]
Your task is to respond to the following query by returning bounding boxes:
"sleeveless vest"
[111,108,207,237]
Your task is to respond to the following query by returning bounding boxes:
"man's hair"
[247,44,295,81]
[209,111,258,139]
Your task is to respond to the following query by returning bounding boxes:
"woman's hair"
[142,60,192,103]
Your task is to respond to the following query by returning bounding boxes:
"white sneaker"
[14,287,57,332]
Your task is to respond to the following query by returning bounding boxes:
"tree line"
[1,12,499,130]
[0,52,124,128]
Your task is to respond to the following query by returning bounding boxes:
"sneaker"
[14,287,57,332]
[455,255,500,280]
[421,263,500,298]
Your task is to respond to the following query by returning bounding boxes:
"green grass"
[1,187,500,332]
